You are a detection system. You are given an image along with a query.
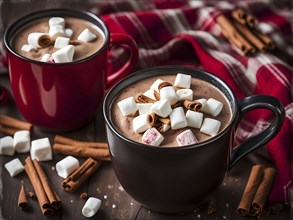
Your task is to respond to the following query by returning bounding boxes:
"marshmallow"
[41,53,51,62]
[196,98,207,108]
[174,73,191,89]
[49,17,65,28]
[78,28,97,42]
[28,32,51,48]
[0,136,15,156]
[176,129,198,146]
[31,137,52,162]
[142,127,164,146]
[143,90,157,100]
[186,110,203,129]
[150,79,164,92]
[4,158,24,177]
[14,130,30,153]
[170,107,187,130]
[137,103,153,115]
[133,114,151,133]
[151,99,172,118]
[82,197,101,217]
[21,44,38,52]
[160,124,170,132]
[160,86,178,105]
[52,45,75,63]
[54,37,70,48]
[117,97,138,116]
[201,98,223,116]
[49,25,66,40]
[176,89,193,101]
[56,156,80,179]
[65,28,74,38]
[200,118,221,136]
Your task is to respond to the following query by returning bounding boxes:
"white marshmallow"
[4,158,24,177]
[160,124,170,132]
[142,127,164,146]
[176,129,198,146]
[200,118,221,136]
[52,45,75,63]
[133,114,151,133]
[160,86,178,105]
[196,98,207,108]
[170,107,187,130]
[14,130,30,153]
[143,90,157,100]
[49,25,66,40]
[28,32,49,48]
[137,103,153,115]
[0,136,15,156]
[21,44,38,52]
[150,79,164,92]
[40,53,51,62]
[65,28,74,38]
[54,37,70,48]
[186,110,203,129]
[174,73,191,89]
[117,97,138,116]
[176,89,193,101]
[78,28,97,42]
[201,98,223,116]
[56,156,79,179]
[30,137,52,162]
[151,99,172,118]
[82,197,101,217]
[49,17,65,28]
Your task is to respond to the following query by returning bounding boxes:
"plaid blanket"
[0,0,292,203]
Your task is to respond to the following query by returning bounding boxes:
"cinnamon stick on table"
[62,157,102,192]
[0,125,18,136]
[18,185,30,210]
[54,135,108,149]
[0,114,32,131]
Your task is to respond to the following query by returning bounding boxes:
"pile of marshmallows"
[118,73,224,147]
[21,17,97,63]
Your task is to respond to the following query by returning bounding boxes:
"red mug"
[4,8,138,131]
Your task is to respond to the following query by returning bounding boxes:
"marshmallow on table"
[176,89,193,101]
[151,99,172,118]
[174,73,191,89]
[118,97,138,116]
[170,107,187,130]
[176,129,198,146]
[31,137,52,162]
[142,127,164,146]
[200,118,221,136]
[78,28,97,42]
[14,130,30,153]
[186,110,203,129]
[65,28,74,38]
[133,114,151,133]
[49,17,65,28]
[49,25,66,40]
[52,45,75,63]
[4,158,24,177]
[54,37,70,48]
[143,90,157,100]
[201,98,223,117]
[160,86,178,105]
[21,44,38,52]
[56,156,79,179]
[150,79,164,92]
[0,136,15,156]
[137,103,153,115]
[82,197,101,217]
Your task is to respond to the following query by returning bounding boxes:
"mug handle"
[228,95,285,170]
[106,33,139,89]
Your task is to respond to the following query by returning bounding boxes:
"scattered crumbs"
[108,185,114,189]
[130,202,133,206]
[148,210,151,214]
[70,200,74,203]
[223,216,227,219]
[197,214,201,218]
[226,203,229,208]
[96,188,101,193]
[104,195,108,199]
[80,192,88,200]
[21,180,24,184]
[112,204,116,209]
[51,166,55,170]
[207,206,217,215]
[235,178,240,182]
[222,182,226,186]
[27,191,36,199]
[118,185,124,191]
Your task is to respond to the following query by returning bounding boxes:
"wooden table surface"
[1,72,291,220]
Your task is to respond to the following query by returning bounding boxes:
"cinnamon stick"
[183,100,202,111]
[54,135,108,149]
[236,165,264,216]
[62,158,102,192]
[252,167,277,212]
[53,143,110,161]
[147,112,158,126]
[18,185,30,210]
[252,30,275,50]
[158,81,173,91]
[231,8,247,25]
[0,124,18,136]
[136,94,156,103]
[0,114,32,131]
[158,117,170,125]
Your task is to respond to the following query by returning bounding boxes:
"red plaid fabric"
[0,0,292,203]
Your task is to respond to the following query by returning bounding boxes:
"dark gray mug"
[103,65,285,213]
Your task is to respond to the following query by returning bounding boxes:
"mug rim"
[103,65,239,151]
[3,8,109,66]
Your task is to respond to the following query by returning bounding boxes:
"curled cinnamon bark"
[158,117,171,125]
[54,135,108,149]
[0,125,18,136]
[183,100,202,111]
[18,185,30,210]
[0,114,32,131]
[147,112,158,126]
[158,82,173,91]
[136,94,156,103]
[38,35,52,48]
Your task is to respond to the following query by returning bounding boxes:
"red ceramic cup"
[4,8,138,131]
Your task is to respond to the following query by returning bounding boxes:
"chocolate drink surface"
[111,74,232,147]
[12,17,105,62]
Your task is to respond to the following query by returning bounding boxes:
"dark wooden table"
[1,72,291,220]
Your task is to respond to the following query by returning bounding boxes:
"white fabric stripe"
[165,10,186,32]
[184,30,222,50]
[285,102,293,121]
[173,9,192,31]
[197,7,215,31]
